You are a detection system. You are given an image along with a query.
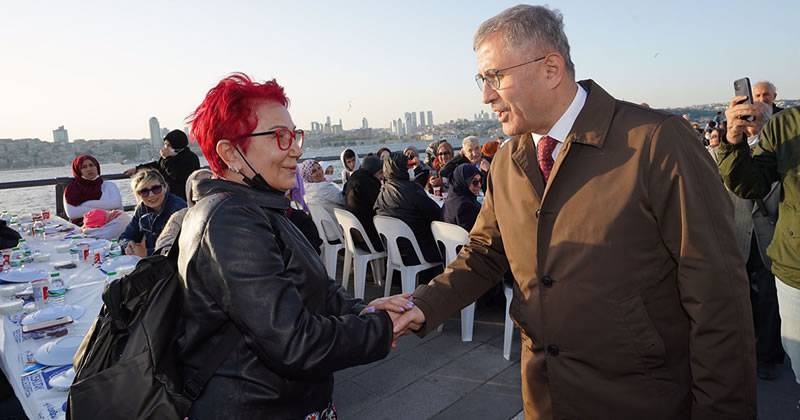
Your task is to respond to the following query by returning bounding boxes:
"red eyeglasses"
[247,128,304,150]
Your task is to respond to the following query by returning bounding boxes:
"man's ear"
[543,53,565,88]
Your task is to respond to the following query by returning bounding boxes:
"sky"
[1,0,798,142]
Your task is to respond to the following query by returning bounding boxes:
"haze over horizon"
[2,0,798,142]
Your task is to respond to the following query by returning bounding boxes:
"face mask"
[234,148,282,194]
[81,175,100,181]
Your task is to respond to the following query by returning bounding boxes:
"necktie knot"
[537,135,558,183]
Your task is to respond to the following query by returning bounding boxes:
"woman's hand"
[360,293,414,315]
[125,240,147,257]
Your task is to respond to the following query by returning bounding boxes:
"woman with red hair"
[178,73,409,419]
[63,155,122,225]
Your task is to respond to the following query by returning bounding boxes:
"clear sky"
[2,0,798,142]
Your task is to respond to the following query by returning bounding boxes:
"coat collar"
[510,79,617,197]
[194,178,289,210]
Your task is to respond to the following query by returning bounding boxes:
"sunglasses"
[137,184,164,198]
[438,151,452,156]
[470,178,482,187]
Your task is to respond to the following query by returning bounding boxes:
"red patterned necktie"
[537,135,558,183]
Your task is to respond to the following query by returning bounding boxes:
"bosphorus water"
[0,139,452,216]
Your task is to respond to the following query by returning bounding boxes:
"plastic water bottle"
[48,273,66,305]
[9,214,18,225]
[18,240,31,262]
[0,211,8,221]
[109,239,122,257]
[9,248,23,268]
[33,219,44,240]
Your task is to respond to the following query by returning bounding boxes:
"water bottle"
[109,239,122,257]
[0,211,8,221]
[9,248,23,268]
[18,240,31,262]
[48,273,66,306]
[33,219,44,240]
[9,214,18,225]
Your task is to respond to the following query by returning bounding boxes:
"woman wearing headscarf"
[178,73,408,419]
[343,155,385,252]
[300,159,346,242]
[63,155,123,225]
[285,170,322,255]
[340,148,361,183]
[404,146,430,189]
[124,129,201,201]
[154,168,214,255]
[442,163,482,232]
[427,141,454,194]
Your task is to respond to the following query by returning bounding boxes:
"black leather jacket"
[178,179,392,419]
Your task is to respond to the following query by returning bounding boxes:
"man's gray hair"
[473,4,575,76]
[755,80,777,92]
[462,136,480,148]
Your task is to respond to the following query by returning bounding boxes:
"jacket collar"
[195,178,289,210]
[568,79,616,149]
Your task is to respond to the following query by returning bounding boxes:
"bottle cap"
[18,239,26,243]
[12,248,19,251]
[50,273,60,278]
[107,271,117,276]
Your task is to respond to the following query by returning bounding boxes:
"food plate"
[101,255,141,272]
[22,305,85,325]
[47,366,75,391]
[33,336,83,366]
[0,268,49,283]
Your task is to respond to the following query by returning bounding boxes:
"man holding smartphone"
[719,98,800,385]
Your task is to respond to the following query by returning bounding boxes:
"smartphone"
[22,316,73,333]
[733,77,755,122]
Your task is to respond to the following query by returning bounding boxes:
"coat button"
[541,276,553,288]
[547,344,559,356]
[535,209,540,218]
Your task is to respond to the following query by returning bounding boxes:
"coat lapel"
[511,133,545,199]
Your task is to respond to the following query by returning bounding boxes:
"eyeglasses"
[247,128,304,150]
[475,55,547,91]
[470,178,482,187]
[137,184,163,198]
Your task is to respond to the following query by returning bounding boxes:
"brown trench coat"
[413,80,757,419]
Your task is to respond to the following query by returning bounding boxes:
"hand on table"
[125,240,147,257]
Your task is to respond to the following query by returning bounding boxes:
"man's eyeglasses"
[247,128,304,150]
[137,184,164,198]
[475,55,547,91]
[470,178,482,187]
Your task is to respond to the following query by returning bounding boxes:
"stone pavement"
[333,271,800,419]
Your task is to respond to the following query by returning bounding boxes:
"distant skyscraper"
[420,111,425,127]
[392,120,397,135]
[362,117,368,129]
[53,125,69,143]
[149,117,161,148]
[427,111,433,126]
[397,118,404,137]
[160,127,170,139]
[339,118,343,130]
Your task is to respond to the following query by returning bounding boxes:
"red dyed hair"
[187,73,289,175]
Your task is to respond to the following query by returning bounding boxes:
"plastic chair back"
[373,215,433,266]
[430,221,469,266]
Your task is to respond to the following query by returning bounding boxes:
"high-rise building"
[53,126,69,143]
[149,117,161,148]
[427,111,433,126]
[392,120,397,135]
[160,127,170,139]
[420,111,425,127]
[339,118,343,130]
[397,118,404,137]
[362,117,369,129]
[404,113,413,136]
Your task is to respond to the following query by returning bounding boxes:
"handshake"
[361,294,426,347]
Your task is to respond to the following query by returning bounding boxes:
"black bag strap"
[182,324,241,401]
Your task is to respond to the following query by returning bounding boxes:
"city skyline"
[2,0,799,142]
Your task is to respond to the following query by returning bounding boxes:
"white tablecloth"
[0,220,110,420]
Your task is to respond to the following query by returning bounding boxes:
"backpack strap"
[182,324,241,401]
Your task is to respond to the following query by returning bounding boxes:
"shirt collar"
[531,84,587,144]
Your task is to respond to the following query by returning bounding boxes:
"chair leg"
[342,250,353,290]
[369,259,383,287]
[354,257,369,299]
[503,286,513,360]
[461,303,475,342]
[383,264,394,297]
[401,268,418,295]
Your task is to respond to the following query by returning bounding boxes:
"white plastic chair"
[430,221,476,342]
[373,215,440,296]
[431,221,516,359]
[308,204,347,280]
[333,208,387,299]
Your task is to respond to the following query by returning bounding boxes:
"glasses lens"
[151,185,163,195]
[475,74,484,91]
[471,179,481,187]
[295,130,304,148]
[276,129,291,150]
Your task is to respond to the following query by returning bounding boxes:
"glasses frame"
[469,178,482,188]
[137,184,164,198]
[247,128,305,151]
[475,55,547,91]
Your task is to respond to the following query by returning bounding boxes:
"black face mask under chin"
[235,148,282,194]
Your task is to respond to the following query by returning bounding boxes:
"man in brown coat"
[388,5,756,419]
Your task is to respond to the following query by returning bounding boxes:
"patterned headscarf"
[287,170,309,213]
[298,159,318,183]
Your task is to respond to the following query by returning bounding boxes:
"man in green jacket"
[719,99,800,384]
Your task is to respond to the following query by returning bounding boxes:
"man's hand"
[123,168,136,176]
[480,158,491,172]
[725,97,770,144]
[393,306,425,335]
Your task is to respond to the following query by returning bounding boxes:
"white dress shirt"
[531,84,588,161]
